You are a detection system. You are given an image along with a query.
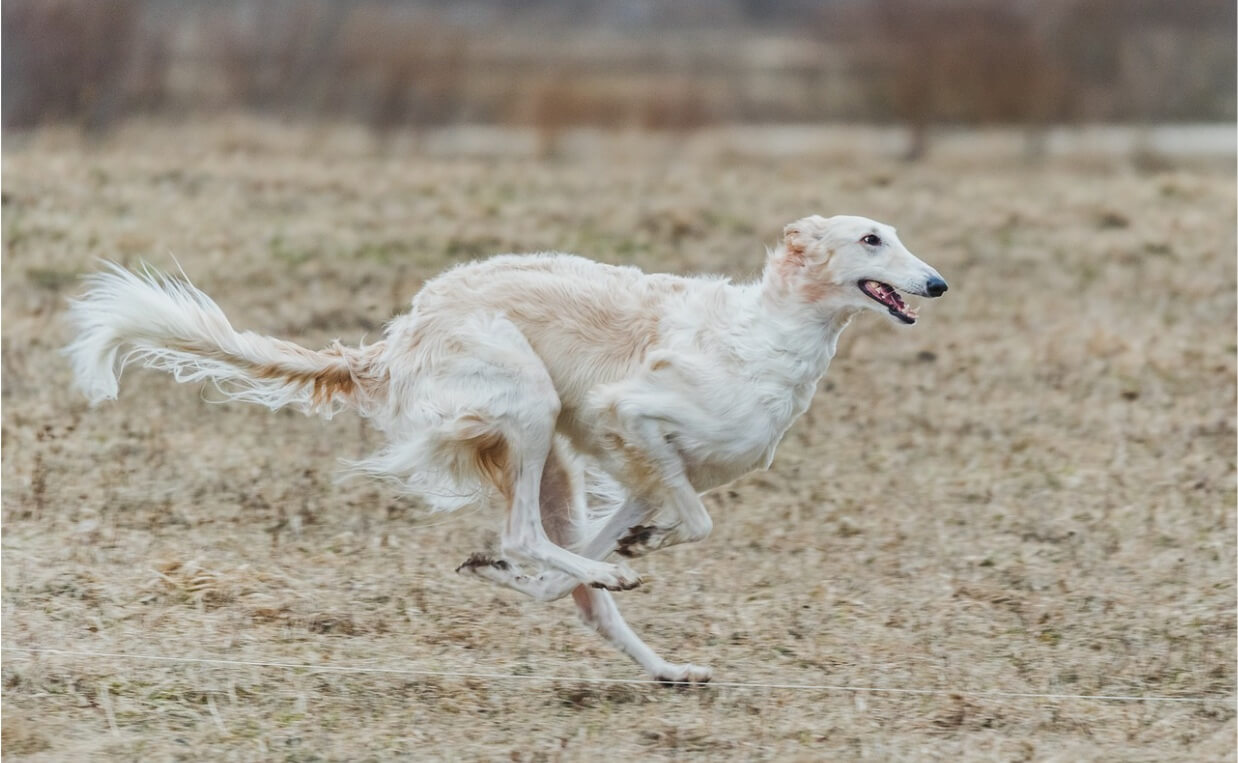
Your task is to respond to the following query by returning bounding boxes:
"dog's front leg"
[606,402,713,558]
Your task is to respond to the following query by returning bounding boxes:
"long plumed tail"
[64,263,386,418]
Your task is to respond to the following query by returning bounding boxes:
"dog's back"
[396,253,700,408]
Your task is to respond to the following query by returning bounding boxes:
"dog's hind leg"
[454,553,574,601]
[494,409,641,592]
[449,317,640,592]
[572,585,711,684]
[458,440,586,601]
[459,494,652,601]
[458,438,643,599]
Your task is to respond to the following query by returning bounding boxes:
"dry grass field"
[2,122,1235,760]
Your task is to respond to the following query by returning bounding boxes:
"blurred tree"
[2,0,1233,136]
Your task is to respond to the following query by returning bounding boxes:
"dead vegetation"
[1,123,1235,760]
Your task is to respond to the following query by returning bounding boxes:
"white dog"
[66,214,947,683]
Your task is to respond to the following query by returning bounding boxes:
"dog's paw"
[456,552,510,574]
[587,561,642,591]
[617,523,689,557]
[653,663,712,687]
[615,524,661,557]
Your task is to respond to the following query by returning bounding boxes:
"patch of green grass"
[26,267,81,291]
[268,234,318,266]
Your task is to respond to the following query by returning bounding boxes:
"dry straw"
[4,646,1231,705]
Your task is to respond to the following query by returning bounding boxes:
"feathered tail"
[63,263,385,418]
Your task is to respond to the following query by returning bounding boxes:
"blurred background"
[3,0,1235,160]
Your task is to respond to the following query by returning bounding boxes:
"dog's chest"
[677,372,821,491]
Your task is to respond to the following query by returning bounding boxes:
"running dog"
[66,214,947,683]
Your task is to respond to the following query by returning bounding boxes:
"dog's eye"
[861,234,882,247]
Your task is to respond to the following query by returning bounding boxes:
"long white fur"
[64,214,946,683]
[65,262,374,418]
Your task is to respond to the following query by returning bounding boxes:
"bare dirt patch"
[3,124,1235,760]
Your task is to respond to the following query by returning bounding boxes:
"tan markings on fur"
[799,252,839,303]
[620,439,663,497]
[454,415,514,501]
[782,225,807,262]
[603,428,662,497]
[161,336,388,412]
[650,358,671,372]
[775,245,806,287]
[475,435,512,502]
[227,339,388,408]
[256,358,354,407]
[781,219,842,301]
[507,295,660,366]
[798,282,825,303]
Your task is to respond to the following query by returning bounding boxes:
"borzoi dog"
[66,214,947,683]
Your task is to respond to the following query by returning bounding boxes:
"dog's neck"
[731,272,859,387]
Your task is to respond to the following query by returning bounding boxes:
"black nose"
[925,277,948,298]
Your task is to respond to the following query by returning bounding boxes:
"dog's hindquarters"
[360,309,638,588]
[64,263,386,418]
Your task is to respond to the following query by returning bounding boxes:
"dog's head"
[770,214,947,325]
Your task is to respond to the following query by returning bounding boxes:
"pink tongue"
[867,281,904,310]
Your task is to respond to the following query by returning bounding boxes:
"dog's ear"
[782,223,808,266]
[782,216,827,265]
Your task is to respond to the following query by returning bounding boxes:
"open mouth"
[859,280,918,324]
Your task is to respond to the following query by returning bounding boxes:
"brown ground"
[2,123,1235,761]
